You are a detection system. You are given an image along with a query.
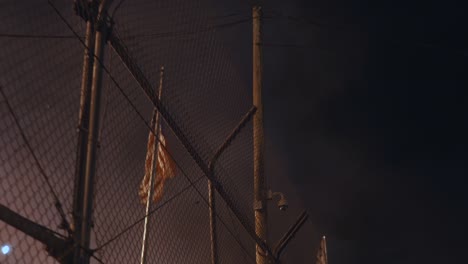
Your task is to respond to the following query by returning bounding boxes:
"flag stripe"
[139,123,176,205]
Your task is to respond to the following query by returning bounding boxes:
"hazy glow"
[1,245,11,255]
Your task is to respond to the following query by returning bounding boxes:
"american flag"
[138,111,176,205]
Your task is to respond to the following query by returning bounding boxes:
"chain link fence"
[1,0,314,263]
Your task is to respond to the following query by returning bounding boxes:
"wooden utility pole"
[253,5,268,264]
[140,66,164,264]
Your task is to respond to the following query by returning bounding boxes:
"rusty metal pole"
[72,5,95,263]
[253,5,268,264]
[80,1,111,263]
[140,67,164,264]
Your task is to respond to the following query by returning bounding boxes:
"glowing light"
[1,245,11,255]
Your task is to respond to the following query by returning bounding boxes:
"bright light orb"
[1,245,11,255]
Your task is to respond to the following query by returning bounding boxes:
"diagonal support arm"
[209,106,257,170]
[0,204,74,263]
[108,33,277,262]
[273,210,309,259]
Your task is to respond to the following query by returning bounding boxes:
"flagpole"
[140,66,164,264]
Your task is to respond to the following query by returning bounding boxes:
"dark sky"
[262,0,468,263]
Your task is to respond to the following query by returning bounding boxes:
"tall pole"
[208,169,219,264]
[72,5,95,263]
[140,67,164,264]
[253,5,268,264]
[80,1,111,263]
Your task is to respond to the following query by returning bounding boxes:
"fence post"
[78,1,112,263]
[72,1,96,262]
[208,167,219,264]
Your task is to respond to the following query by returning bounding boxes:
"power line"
[264,11,348,31]
[0,33,77,39]
[105,17,251,40]
[0,17,251,40]
[4,9,464,58]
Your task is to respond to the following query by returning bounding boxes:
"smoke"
[261,0,468,263]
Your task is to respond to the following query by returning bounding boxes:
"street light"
[1,244,11,255]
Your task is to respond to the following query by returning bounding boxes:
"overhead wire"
[0,33,77,39]
[0,14,251,40]
[3,9,465,58]
[122,17,251,39]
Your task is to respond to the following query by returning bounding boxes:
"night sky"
[262,0,468,263]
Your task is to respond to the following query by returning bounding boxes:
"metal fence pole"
[72,6,95,262]
[79,1,112,263]
[208,171,219,264]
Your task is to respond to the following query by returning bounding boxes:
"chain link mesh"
[1,1,85,263]
[1,0,316,263]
